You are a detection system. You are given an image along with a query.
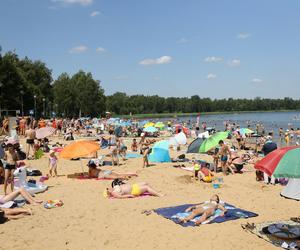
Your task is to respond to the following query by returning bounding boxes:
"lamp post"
[0,82,3,118]
[42,98,46,118]
[20,90,24,116]
[34,95,37,119]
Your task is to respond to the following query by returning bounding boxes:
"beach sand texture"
[0,138,298,250]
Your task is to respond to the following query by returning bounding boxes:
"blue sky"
[1,0,300,98]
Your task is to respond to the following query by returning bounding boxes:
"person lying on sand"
[179,195,227,226]
[104,182,164,198]
[1,207,33,220]
[0,188,43,206]
[88,162,137,180]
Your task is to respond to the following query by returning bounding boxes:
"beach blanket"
[154,203,258,227]
[107,192,152,199]
[126,153,142,159]
[242,220,300,249]
[67,173,114,181]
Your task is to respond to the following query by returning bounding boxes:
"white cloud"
[69,45,88,54]
[237,33,251,39]
[52,0,93,6]
[96,47,106,53]
[252,78,262,83]
[139,56,172,66]
[90,11,100,17]
[114,76,129,80]
[204,56,223,63]
[177,37,189,44]
[206,73,217,80]
[228,58,241,67]
[153,76,160,81]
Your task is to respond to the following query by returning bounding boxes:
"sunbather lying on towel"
[179,195,227,226]
[0,188,43,206]
[105,182,164,198]
[88,162,137,180]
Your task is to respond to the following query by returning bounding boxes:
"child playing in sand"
[192,160,200,180]
[48,150,58,177]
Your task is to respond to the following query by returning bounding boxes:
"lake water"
[164,111,300,139]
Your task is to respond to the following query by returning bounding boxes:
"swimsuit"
[131,184,142,196]
[26,139,34,144]
[221,155,228,162]
[98,170,112,178]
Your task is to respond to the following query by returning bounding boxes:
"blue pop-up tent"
[148,140,171,163]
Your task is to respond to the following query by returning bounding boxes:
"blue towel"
[154,203,258,227]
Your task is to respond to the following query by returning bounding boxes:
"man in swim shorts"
[179,195,227,226]
[25,126,36,159]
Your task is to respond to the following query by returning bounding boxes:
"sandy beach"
[0,136,298,250]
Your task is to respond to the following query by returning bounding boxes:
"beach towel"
[242,220,300,249]
[126,153,142,159]
[154,203,258,227]
[44,200,63,209]
[67,173,114,181]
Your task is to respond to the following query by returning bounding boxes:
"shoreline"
[117,109,300,119]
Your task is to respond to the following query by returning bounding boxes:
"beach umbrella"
[239,128,254,135]
[60,141,100,159]
[36,127,55,139]
[143,126,158,133]
[255,146,300,178]
[199,131,229,153]
[155,122,165,130]
[148,140,171,163]
[187,138,204,153]
[144,122,155,128]
[174,132,187,145]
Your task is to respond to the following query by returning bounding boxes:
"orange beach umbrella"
[59,141,100,159]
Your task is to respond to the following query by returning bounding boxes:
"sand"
[0,136,299,250]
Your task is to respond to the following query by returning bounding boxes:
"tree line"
[1,48,300,118]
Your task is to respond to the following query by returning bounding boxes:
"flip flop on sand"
[291,217,300,223]
[141,210,152,216]
[241,222,256,231]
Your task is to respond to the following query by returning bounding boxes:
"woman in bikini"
[87,162,137,180]
[105,182,164,198]
[3,144,19,195]
[179,195,227,226]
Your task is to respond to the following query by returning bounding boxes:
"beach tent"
[148,140,171,163]
[187,138,204,153]
[281,178,300,201]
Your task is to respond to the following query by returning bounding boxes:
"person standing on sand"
[3,144,19,195]
[218,140,234,175]
[25,125,36,159]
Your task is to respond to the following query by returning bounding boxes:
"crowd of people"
[0,114,299,225]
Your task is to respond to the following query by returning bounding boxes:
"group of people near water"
[0,115,299,225]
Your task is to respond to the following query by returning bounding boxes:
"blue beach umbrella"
[143,126,158,133]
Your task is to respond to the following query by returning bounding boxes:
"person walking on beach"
[218,140,234,175]
[48,150,58,177]
[25,125,36,159]
[262,136,277,184]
